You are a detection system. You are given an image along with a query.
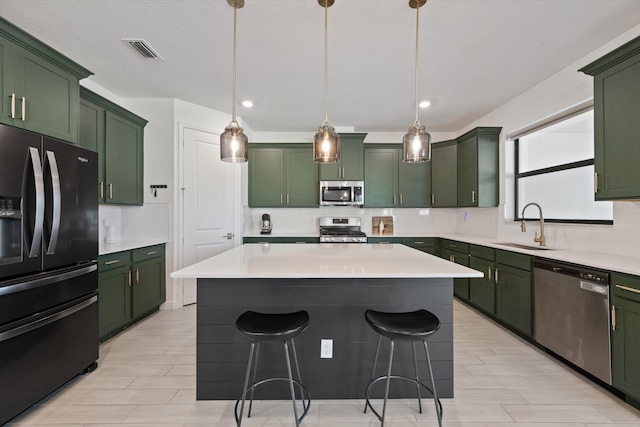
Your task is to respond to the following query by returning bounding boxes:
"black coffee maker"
[260,213,272,234]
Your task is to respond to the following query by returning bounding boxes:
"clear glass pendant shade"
[402,124,431,162]
[313,123,340,163]
[220,122,248,163]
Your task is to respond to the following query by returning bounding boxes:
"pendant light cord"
[232,3,238,123]
[414,3,420,126]
[324,2,330,124]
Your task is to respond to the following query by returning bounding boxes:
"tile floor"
[7,301,640,426]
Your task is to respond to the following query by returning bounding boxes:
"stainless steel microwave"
[319,181,364,206]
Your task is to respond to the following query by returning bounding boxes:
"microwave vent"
[121,39,163,60]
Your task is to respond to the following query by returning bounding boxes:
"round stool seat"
[365,309,440,341]
[236,310,309,342]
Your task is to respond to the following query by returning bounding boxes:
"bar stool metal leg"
[283,340,301,426]
[380,339,395,427]
[423,340,443,427]
[247,342,260,418]
[236,342,255,427]
[364,336,383,414]
[412,341,423,414]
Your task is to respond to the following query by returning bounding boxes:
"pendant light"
[313,0,340,164]
[402,0,431,163]
[220,0,248,163]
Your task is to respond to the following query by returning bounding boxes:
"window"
[514,109,613,224]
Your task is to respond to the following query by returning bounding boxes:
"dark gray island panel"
[196,277,454,400]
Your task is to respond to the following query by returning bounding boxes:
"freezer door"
[0,125,43,279]
[42,138,98,270]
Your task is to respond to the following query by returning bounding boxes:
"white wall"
[455,24,640,255]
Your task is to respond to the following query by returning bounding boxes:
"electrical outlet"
[320,339,333,359]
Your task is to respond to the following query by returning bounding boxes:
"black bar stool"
[234,310,311,427]
[363,309,443,427]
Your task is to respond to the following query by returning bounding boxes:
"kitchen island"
[171,243,481,400]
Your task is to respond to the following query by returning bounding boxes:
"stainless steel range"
[319,217,367,243]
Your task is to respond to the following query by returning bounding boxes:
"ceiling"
[2,0,640,134]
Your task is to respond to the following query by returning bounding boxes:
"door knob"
[224,232,234,240]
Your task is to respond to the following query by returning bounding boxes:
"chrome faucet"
[521,202,546,247]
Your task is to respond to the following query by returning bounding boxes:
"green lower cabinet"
[469,257,495,314]
[612,272,640,401]
[98,244,165,341]
[495,250,533,336]
[368,236,402,244]
[98,263,132,339]
[441,247,470,300]
[401,237,438,255]
[243,237,319,244]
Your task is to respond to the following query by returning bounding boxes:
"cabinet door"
[249,147,284,207]
[469,257,495,314]
[402,238,438,255]
[286,146,318,207]
[11,46,79,143]
[0,36,12,123]
[594,57,640,200]
[612,298,640,399]
[98,266,132,340]
[79,98,106,203]
[399,160,431,207]
[431,141,457,207]
[318,133,364,180]
[364,147,398,207]
[495,263,532,336]
[457,134,478,207]
[104,111,143,205]
[132,257,165,319]
[442,248,470,300]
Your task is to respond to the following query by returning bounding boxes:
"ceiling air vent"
[122,38,163,60]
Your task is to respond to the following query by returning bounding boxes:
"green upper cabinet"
[318,133,366,180]
[0,17,92,143]
[431,140,457,207]
[80,87,147,205]
[580,36,640,200]
[249,144,318,208]
[364,144,430,208]
[457,127,501,207]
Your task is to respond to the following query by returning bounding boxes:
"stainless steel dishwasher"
[534,259,611,384]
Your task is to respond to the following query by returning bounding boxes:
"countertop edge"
[99,240,168,256]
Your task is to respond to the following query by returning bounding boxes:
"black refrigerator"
[0,124,99,425]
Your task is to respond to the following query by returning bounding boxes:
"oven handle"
[0,295,97,343]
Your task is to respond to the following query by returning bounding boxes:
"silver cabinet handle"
[413,241,425,244]
[20,96,26,121]
[431,194,435,205]
[594,172,599,193]
[495,268,499,283]
[45,151,61,255]
[280,194,283,204]
[616,285,640,295]
[104,259,120,265]
[400,194,403,205]
[9,93,15,118]
[472,190,476,204]
[99,182,104,199]
[128,270,132,287]
[393,194,397,205]
[28,147,45,258]
[287,194,290,205]
[136,269,140,284]
[146,251,158,256]
[108,183,113,199]
[488,266,492,282]
[612,305,616,331]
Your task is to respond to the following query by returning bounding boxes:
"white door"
[180,126,236,305]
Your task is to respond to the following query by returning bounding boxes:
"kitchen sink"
[495,242,553,251]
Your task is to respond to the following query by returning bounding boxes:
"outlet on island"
[320,339,333,359]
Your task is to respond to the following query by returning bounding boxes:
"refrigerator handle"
[27,147,45,258]
[45,150,61,255]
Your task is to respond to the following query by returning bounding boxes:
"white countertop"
[99,240,168,256]
[171,243,483,279]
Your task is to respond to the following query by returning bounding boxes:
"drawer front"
[612,272,640,304]
[279,237,319,244]
[441,239,469,253]
[470,244,495,261]
[99,251,131,272]
[132,244,165,263]
[496,250,531,271]
[368,237,403,244]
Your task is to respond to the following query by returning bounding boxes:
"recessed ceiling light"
[242,100,253,108]
[419,100,431,109]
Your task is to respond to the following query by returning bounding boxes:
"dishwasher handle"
[580,280,609,296]
[534,259,609,284]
